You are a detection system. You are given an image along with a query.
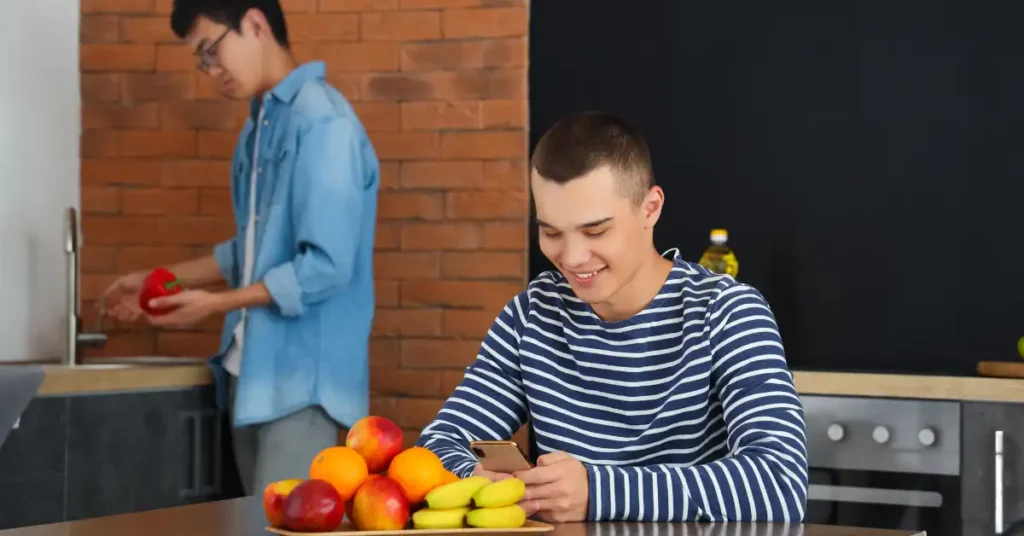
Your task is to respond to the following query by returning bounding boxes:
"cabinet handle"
[179,410,222,499]
[996,430,1004,534]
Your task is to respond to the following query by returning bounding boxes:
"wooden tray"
[977,361,1024,379]
[266,520,555,535]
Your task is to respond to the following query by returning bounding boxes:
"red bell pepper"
[138,267,182,316]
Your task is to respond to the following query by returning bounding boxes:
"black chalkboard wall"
[527,1,1024,375]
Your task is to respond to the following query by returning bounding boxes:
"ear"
[640,186,665,229]
[242,8,269,39]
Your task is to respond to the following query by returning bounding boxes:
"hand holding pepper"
[138,267,183,316]
[99,271,147,323]
[145,289,226,329]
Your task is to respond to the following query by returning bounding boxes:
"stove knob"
[872,425,891,444]
[918,428,937,447]
[827,424,845,442]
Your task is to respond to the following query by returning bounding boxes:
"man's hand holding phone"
[514,451,589,523]
[470,441,588,523]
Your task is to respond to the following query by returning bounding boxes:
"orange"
[386,447,448,504]
[440,470,459,485]
[309,446,369,502]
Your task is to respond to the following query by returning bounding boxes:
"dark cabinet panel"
[0,473,65,529]
[0,396,67,476]
[0,385,241,531]
[65,386,230,520]
[0,396,68,530]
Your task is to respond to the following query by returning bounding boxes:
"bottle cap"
[710,229,728,243]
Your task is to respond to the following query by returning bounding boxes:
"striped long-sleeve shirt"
[416,251,809,522]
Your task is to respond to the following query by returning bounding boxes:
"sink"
[2,356,206,370]
[76,356,207,369]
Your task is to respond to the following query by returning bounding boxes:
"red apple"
[344,474,384,521]
[350,476,411,531]
[346,416,405,474]
[263,479,303,528]
[281,479,345,532]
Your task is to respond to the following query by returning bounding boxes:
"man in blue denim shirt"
[99,0,379,494]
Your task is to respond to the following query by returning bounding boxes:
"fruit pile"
[262,415,528,533]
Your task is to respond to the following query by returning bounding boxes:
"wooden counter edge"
[793,370,1024,403]
[28,364,1024,404]
[38,363,214,396]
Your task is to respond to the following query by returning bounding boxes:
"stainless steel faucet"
[65,206,107,366]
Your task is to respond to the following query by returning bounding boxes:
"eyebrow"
[536,217,613,230]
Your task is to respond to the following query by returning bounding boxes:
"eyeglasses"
[194,28,231,73]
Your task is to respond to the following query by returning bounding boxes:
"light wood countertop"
[9,361,1024,404]
[792,370,1024,404]
[34,362,213,396]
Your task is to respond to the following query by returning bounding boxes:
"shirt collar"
[250,60,326,117]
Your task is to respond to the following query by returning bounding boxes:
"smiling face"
[533,165,665,308]
[185,12,267,100]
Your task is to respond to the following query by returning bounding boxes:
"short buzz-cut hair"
[170,0,290,48]
[530,111,654,205]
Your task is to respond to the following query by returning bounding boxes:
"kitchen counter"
[792,370,1024,403]
[8,360,1024,403]
[0,496,925,536]
[28,362,212,396]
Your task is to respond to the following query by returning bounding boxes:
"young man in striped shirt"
[416,112,808,523]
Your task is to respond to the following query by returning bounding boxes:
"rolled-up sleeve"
[262,116,371,317]
[213,236,237,286]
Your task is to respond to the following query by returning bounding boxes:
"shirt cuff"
[262,262,304,317]
[213,238,236,284]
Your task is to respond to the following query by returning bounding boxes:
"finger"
[531,498,571,515]
[536,452,571,466]
[146,310,187,327]
[519,499,540,517]
[113,301,141,316]
[147,296,179,309]
[475,467,513,482]
[522,481,563,501]
[479,471,512,483]
[113,307,135,323]
[513,464,561,486]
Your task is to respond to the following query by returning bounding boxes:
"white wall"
[0,2,80,362]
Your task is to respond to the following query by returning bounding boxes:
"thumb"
[149,293,186,309]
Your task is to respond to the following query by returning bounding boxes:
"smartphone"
[470,440,533,473]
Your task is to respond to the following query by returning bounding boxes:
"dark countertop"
[0,496,925,536]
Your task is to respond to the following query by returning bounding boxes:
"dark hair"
[170,0,290,48]
[530,111,654,204]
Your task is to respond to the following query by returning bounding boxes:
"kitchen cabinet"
[961,401,1024,536]
[0,396,67,528]
[0,385,243,531]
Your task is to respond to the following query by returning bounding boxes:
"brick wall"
[79,0,530,447]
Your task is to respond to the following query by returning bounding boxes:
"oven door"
[804,467,961,536]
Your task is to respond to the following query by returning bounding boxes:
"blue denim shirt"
[208,61,379,429]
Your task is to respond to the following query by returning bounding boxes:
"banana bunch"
[412,476,528,529]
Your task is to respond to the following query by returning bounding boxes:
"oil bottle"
[698,229,739,278]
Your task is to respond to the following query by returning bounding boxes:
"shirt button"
[257,167,263,173]
[263,120,270,126]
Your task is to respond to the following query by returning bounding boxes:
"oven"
[801,395,961,536]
